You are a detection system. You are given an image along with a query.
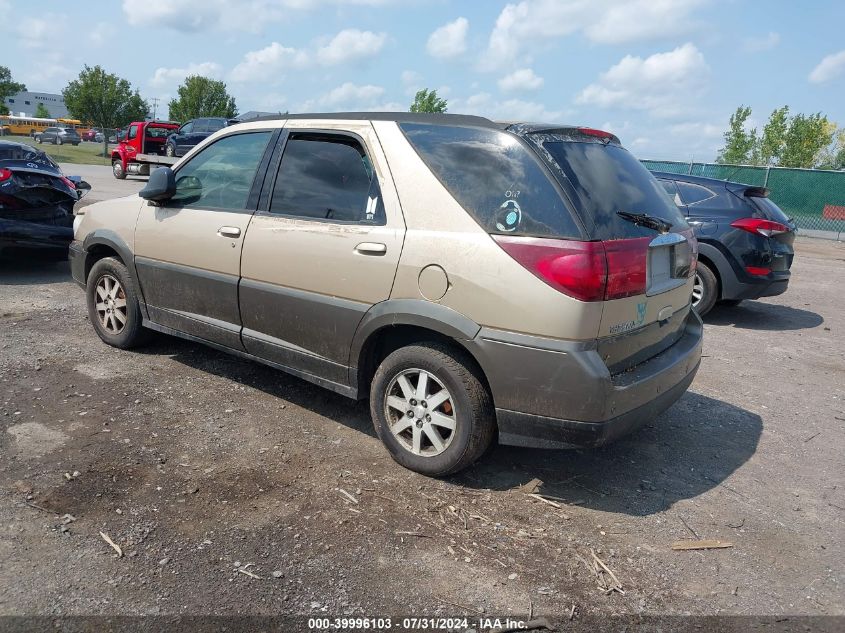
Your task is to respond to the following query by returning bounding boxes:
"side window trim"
[166,129,276,214]
[258,127,384,225]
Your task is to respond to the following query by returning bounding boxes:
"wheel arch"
[82,231,146,315]
[350,300,491,401]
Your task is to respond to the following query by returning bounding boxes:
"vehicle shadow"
[706,300,824,330]
[138,335,377,439]
[0,257,71,286]
[453,391,762,517]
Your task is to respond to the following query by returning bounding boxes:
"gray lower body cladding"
[470,311,703,449]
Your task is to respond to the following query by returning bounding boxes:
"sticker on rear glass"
[495,199,522,232]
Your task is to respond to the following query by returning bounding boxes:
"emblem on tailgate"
[609,301,648,335]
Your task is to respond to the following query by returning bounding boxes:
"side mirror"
[140,167,176,202]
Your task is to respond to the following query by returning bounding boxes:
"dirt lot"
[0,235,843,624]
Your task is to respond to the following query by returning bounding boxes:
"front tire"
[56,136,63,145]
[165,143,175,158]
[370,343,495,477]
[112,159,126,180]
[692,262,719,317]
[86,257,147,349]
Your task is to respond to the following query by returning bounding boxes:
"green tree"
[0,66,26,115]
[63,65,149,157]
[717,106,758,165]
[167,75,238,122]
[760,106,789,166]
[780,113,834,168]
[409,88,448,114]
[34,103,51,118]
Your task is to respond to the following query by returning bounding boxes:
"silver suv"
[70,113,703,476]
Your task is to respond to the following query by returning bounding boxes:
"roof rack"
[247,111,501,128]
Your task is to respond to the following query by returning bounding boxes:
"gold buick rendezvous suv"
[70,113,703,476]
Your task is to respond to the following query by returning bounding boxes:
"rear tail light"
[731,217,789,237]
[493,235,652,301]
[745,266,771,276]
[61,176,76,189]
[0,168,12,182]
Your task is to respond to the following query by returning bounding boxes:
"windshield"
[535,139,688,239]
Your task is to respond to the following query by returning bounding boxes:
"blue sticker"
[496,199,522,232]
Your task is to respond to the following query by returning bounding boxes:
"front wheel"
[112,159,126,180]
[165,143,175,158]
[370,343,495,477]
[691,262,719,317]
[56,136,63,145]
[86,257,147,349]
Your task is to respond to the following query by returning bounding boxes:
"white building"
[3,91,70,118]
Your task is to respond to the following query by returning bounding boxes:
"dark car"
[35,126,81,146]
[0,141,90,257]
[653,171,795,316]
[165,117,235,157]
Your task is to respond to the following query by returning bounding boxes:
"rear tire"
[692,262,719,317]
[86,257,147,349]
[370,343,495,477]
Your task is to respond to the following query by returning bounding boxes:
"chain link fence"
[642,159,845,237]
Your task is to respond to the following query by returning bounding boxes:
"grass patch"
[2,135,115,166]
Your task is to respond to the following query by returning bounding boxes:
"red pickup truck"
[111,120,180,179]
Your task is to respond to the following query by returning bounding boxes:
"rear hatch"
[514,126,697,374]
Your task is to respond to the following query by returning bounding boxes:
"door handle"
[355,242,387,255]
[217,226,241,238]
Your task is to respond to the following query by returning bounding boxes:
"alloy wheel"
[384,368,456,457]
[95,274,128,334]
[692,273,704,307]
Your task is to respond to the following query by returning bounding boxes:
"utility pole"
[150,97,160,121]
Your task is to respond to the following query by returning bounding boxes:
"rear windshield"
[751,195,791,224]
[0,145,59,169]
[399,123,582,239]
[535,139,688,240]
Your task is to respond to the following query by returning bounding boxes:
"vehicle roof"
[651,170,734,188]
[248,111,505,128]
[0,140,45,151]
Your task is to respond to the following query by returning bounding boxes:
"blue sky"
[2,0,843,160]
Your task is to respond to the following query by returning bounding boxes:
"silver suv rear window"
[399,123,582,239]
[536,139,688,240]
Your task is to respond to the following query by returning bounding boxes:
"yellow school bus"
[0,116,89,137]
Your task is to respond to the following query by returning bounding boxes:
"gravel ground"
[0,236,842,624]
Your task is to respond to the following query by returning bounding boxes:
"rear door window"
[268,134,384,224]
[400,123,581,238]
[207,119,226,132]
[536,139,688,240]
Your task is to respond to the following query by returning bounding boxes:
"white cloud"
[299,82,386,111]
[743,31,780,52]
[450,92,565,122]
[485,0,705,69]
[577,43,709,119]
[498,68,544,92]
[150,62,224,88]
[230,43,308,82]
[17,17,53,48]
[401,70,422,86]
[426,17,469,59]
[317,29,387,66]
[809,50,845,84]
[122,0,396,32]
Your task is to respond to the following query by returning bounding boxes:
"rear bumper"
[721,271,790,301]
[0,218,73,252]
[470,310,703,449]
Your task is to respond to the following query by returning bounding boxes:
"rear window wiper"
[616,211,672,233]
